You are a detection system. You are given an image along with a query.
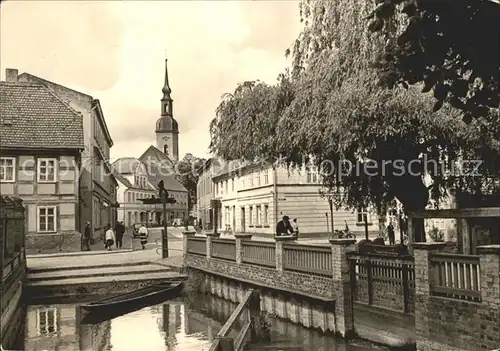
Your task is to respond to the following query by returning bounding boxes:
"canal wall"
[186,268,337,333]
[183,233,500,351]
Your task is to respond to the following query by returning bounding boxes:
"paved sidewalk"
[27,243,183,270]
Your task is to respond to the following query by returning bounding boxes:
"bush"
[428,227,444,242]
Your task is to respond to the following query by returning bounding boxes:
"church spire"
[162,58,172,99]
[161,57,173,117]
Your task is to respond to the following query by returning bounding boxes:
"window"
[257,172,261,186]
[37,158,57,182]
[249,206,253,225]
[264,205,269,225]
[256,205,262,224]
[225,206,231,225]
[38,206,57,232]
[307,166,319,183]
[357,207,370,224]
[37,307,58,336]
[225,180,228,193]
[231,178,235,191]
[241,178,245,189]
[0,157,15,182]
[264,170,269,184]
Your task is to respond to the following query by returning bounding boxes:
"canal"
[9,293,388,350]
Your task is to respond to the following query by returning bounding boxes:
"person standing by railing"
[291,218,299,238]
[276,216,294,236]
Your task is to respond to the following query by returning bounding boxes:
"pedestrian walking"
[387,222,395,245]
[276,216,294,236]
[104,224,115,251]
[115,221,125,249]
[83,221,91,251]
[138,223,149,249]
[291,218,299,238]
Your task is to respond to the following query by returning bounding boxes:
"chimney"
[5,69,18,82]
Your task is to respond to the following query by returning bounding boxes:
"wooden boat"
[80,281,182,322]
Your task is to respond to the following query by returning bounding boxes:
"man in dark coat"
[83,221,91,251]
[115,221,125,249]
[276,216,294,236]
[387,222,395,245]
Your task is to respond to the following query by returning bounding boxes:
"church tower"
[155,58,179,161]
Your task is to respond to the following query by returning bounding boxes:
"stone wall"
[414,243,500,351]
[186,268,337,333]
[25,232,81,254]
[185,254,333,299]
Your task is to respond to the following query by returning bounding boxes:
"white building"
[113,157,188,226]
[210,161,380,237]
[196,157,224,230]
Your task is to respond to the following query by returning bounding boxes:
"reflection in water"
[24,294,386,351]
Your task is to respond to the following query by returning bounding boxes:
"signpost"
[139,180,177,259]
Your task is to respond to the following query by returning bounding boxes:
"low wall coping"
[206,232,221,238]
[182,231,196,236]
[412,242,447,250]
[274,235,296,241]
[477,245,500,255]
[329,238,356,245]
[234,233,253,240]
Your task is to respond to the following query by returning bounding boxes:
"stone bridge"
[182,232,500,351]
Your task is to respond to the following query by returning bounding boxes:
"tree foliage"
[176,153,206,213]
[365,0,500,121]
[209,0,499,220]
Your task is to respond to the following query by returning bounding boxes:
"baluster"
[459,263,465,290]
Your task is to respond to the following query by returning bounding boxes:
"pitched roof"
[139,145,174,166]
[112,157,187,193]
[113,171,133,188]
[0,82,84,149]
[112,157,141,175]
[146,162,188,193]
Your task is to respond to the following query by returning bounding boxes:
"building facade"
[196,158,224,230]
[0,71,84,253]
[113,158,189,226]
[17,71,118,242]
[210,161,380,237]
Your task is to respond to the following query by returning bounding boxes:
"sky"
[0,0,302,161]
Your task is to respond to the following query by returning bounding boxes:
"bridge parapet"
[184,234,500,349]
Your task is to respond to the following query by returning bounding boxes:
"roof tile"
[0,82,84,149]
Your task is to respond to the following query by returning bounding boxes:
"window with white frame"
[256,205,262,224]
[38,206,57,232]
[37,158,57,182]
[0,157,15,182]
[249,206,253,225]
[36,307,58,336]
[356,207,370,223]
[306,166,319,183]
[264,170,269,184]
[264,205,269,224]
[231,178,235,191]
[257,172,261,186]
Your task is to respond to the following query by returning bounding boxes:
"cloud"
[0,0,302,160]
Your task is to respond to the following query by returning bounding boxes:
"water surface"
[23,294,386,351]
